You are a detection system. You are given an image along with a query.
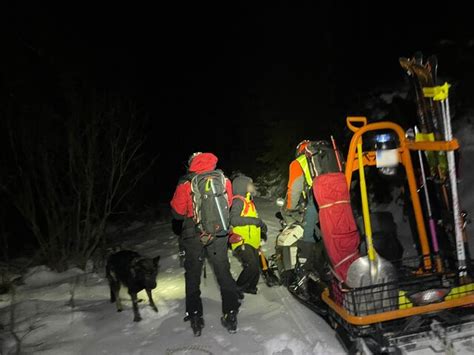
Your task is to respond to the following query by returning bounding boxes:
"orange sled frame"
[321,116,474,327]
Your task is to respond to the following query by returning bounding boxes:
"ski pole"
[414,126,443,272]
[442,97,466,278]
[461,212,473,271]
[330,135,343,172]
[427,83,467,278]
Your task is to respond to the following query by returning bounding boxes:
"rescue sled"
[323,117,474,354]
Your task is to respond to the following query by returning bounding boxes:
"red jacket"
[170,153,233,218]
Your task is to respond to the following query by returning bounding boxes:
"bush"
[2,95,154,271]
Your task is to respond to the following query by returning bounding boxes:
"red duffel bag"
[313,172,360,281]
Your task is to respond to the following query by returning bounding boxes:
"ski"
[400,53,472,277]
[424,83,468,278]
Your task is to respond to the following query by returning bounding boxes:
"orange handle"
[259,250,268,271]
[347,116,368,132]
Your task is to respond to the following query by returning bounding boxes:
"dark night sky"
[2,2,474,202]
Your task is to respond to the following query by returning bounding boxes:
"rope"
[334,251,359,269]
[318,200,350,209]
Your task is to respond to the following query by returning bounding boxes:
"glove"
[259,220,268,234]
[259,220,268,242]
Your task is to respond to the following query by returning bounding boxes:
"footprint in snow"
[240,326,257,332]
[173,326,187,333]
[214,334,232,348]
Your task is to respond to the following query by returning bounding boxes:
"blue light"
[375,133,392,143]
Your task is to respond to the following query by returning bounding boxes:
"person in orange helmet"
[283,140,320,243]
[281,140,326,304]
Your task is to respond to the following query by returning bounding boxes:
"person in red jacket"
[170,152,240,335]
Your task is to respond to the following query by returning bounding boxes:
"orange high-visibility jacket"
[286,155,313,210]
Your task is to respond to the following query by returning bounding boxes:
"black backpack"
[190,170,230,243]
[306,140,341,176]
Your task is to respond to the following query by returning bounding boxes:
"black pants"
[182,235,240,315]
[235,244,260,291]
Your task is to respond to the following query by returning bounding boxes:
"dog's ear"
[153,256,160,267]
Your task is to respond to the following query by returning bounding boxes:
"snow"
[124,220,147,232]
[22,265,85,288]
[0,199,344,355]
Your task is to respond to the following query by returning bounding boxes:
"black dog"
[106,250,160,322]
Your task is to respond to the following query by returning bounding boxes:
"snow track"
[0,198,344,355]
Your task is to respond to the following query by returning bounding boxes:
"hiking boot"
[262,270,280,287]
[221,310,238,334]
[184,311,204,337]
[242,287,258,295]
[178,250,185,267]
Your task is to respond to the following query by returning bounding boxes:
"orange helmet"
[295,140,310,156]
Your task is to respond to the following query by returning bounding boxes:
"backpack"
[306,140,341,176]
[190,170,230,243]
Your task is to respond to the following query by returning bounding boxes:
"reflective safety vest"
[296,154,314,187]
[296,154,315,201]
[231,193,261,250]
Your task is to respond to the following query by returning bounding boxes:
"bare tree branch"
[3,95,152,270]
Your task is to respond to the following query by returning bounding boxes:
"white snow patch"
[263,333,316,355]
[23,265,84,288]
[0,199,345,354]
[124,221,146,232]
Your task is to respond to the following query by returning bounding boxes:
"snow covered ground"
[2,122,474,354]
[0,198,343,355]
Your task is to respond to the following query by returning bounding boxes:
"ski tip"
[399,57,409,64]
[399,58,413,74]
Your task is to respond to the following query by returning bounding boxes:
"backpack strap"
[215,170,227,195]
[178,172,195,184]
[232,195,250,215]
[189,174,201,225]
